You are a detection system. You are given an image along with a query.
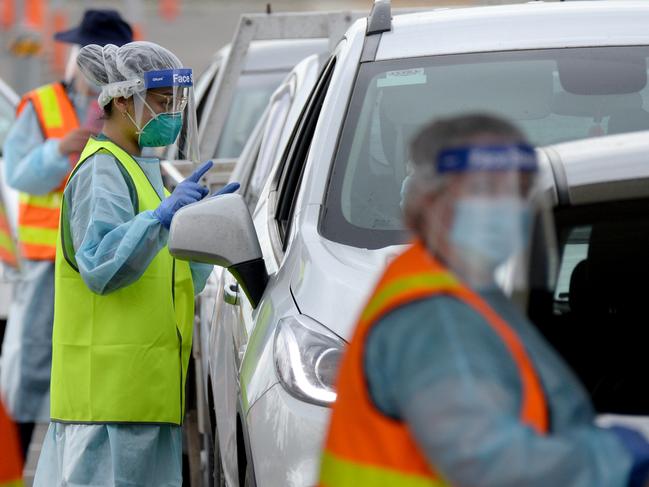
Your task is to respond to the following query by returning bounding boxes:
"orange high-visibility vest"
[16,82,78,261]
[319,241,548,487]
[0,400,23,487]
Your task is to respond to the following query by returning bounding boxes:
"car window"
[528,198,649,415]
[246,86,292,211]
[196,63,220,125]
[213,72,286,159]
[0,92,15,151]
[553,226,590,308]
[321,45,649,249]
[275,58,336,248]
[242,137,263,210]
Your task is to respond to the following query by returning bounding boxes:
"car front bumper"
[246,383,331,487]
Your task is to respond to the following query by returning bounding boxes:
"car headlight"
[274,314,344,407]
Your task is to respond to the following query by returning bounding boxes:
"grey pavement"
[24,423,47,487]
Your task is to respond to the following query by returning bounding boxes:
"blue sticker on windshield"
[144,68,193,89]
[437,145,538,173]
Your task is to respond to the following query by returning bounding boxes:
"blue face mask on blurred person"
[450,196,531,270]
[138,111,183,147]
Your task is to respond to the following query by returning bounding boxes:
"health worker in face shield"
[31,40,239,486]
[319,114,649,487]
[0,9,133,458]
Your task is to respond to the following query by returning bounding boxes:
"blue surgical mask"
[450,196,531,270]
[138,111,183,148]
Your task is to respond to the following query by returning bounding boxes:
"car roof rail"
[367,0,392,36]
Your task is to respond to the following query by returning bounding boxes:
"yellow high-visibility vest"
[51,137,194,425]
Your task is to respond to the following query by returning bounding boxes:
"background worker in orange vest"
[0,398,23,487]
[0,10,133,458]
[319,114,649,487]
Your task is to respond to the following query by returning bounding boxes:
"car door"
[207,75,295,487]
[234,54,339,406]
[208,55,332,487]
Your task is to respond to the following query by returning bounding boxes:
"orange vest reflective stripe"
[319,241,548,487]
[0,203,17,268]
[16,83,78,261]
[0,400,23,487]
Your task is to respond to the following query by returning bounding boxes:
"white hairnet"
[77,41,183,107]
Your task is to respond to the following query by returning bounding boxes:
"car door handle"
[224,282,240,305]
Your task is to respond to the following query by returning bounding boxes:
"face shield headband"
[127,68,193,148]
[436,144,538,174]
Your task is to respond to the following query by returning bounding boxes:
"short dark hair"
[102,101,113,119]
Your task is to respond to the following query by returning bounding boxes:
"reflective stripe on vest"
[0,481,24,487]
[16,83,78,261]
[0,401,23,487]
[319,241,548,486]
[51,137,195,425]
[0,205,17,268]
[320,451,445,487]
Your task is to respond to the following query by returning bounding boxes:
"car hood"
[289,233,406,341]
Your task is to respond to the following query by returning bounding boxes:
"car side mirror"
[168,193,269,308]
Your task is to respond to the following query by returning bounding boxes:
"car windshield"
[321,46,649,249]
[213,71,285,159]
[528,198,649,415]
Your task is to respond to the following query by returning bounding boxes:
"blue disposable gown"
[364,287,634,487]
[33,143,212,486]
[0,101,73,422]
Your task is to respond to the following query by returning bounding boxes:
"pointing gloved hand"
[154,160,213,229]
[211,182,240,197]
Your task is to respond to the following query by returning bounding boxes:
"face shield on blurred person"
[405,116,557,294]
[56,10,134,133]
[64,48,103,132]
[77,41,200,162]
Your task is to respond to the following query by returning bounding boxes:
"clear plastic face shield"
[129,68,199,162]
[416,144,558,297]
[64,45,81,84]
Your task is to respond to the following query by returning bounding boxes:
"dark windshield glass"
[321,46,649,249]
[214,71,285,159]
[529,199,649,414]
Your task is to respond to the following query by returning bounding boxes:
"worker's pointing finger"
[187,160,214,183]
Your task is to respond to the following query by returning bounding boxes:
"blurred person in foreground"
[318,114,649,487]
[0,399,23,487]
[32,39,237,486]
[0,9,133,458]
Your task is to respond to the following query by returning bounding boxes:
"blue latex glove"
[154,161,213,229]
[211,182,240,197]
[609,426,649,487]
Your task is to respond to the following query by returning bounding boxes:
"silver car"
[195,53,325,487]
[172,1,649,485]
